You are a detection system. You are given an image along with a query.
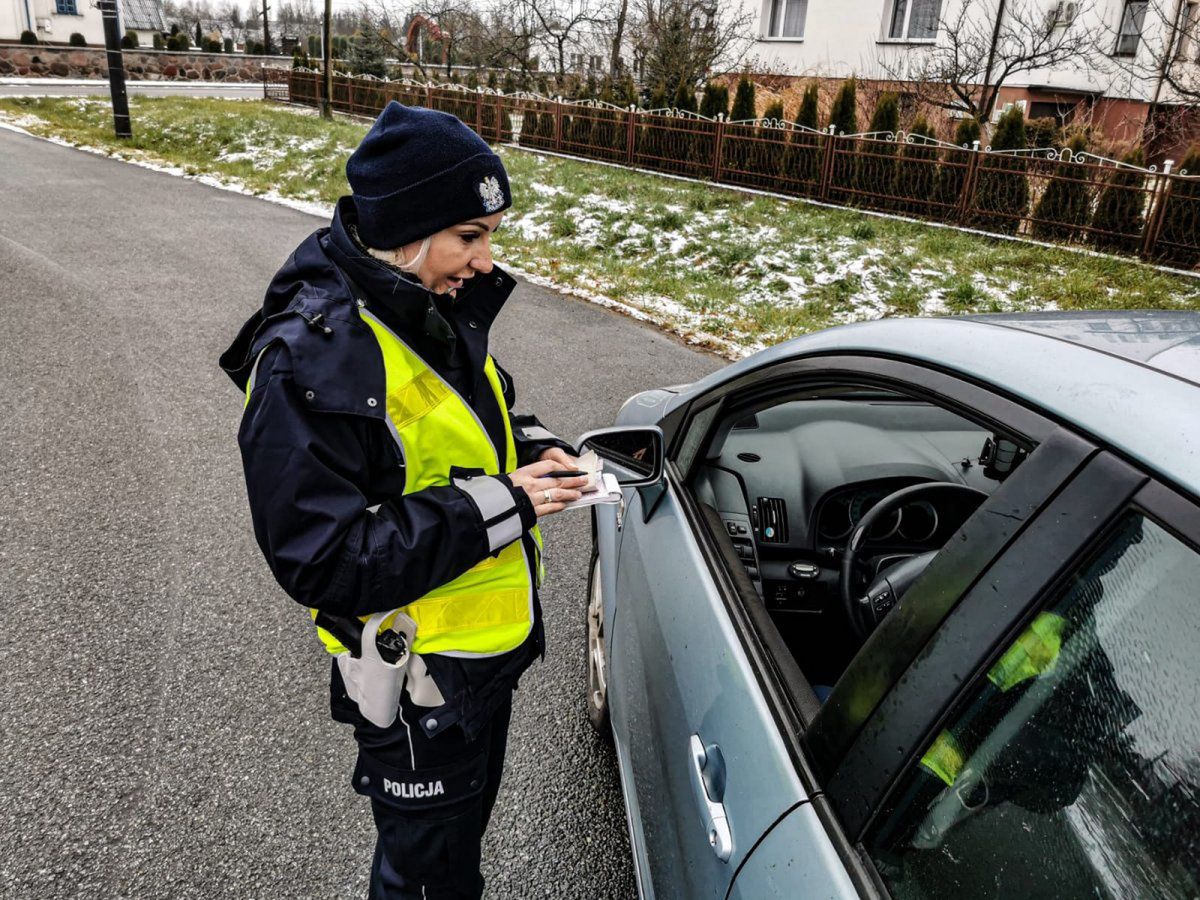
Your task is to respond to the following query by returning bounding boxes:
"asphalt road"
[0,78,268,98]
[0,127,721,897]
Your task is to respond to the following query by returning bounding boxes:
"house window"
[767,0,808,38]
[55,0,78,13]
[1176,1,1200,61]
[1115,0,1148,55]
[886,0,942,40]
[569,52,583,71]
[588,54,602,71]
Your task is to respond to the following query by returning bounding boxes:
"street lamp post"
[98,0,131,138]
[321,0,332,120]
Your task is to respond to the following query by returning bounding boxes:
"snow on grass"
[3,95,1198,359]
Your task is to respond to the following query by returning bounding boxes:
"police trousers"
[333,664,512,900]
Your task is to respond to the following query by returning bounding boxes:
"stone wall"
[0,43,291,82]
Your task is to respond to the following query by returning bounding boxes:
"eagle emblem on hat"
[478,176,505,213]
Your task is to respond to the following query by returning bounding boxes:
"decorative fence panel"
[282,70,1200,271]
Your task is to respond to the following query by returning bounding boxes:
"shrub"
[893,116,939,216]
[690,82,727,168]
[828,78,859,192]
[857,92,900,208]
[749,99,787,183]
[1090,147,1147,254]
[934,117,981,211]
[153,33,164,49]
[729,74,755,121]
[1155,146,1200,268]
[671,79,696,113]
[20,30,38,44]
[194,21,202,46]
[223,37,233,53]
[308,34,320,57]
[69,32,87,47]
[246,40,264,54]
[169,23,180,35]
[698,81,729,119]
[203,37,222,53]
[827,77,858,135]
[724,75,757,172]
[1026,116,1062,150]
[647,82,668,110]
[587,82,626,159]
[1031,132,1093,243]
[782,82,821,189]
[971,105,1029,234]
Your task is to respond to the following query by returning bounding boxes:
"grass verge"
[3,95,1197,356]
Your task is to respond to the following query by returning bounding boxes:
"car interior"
[690,385,1029,696]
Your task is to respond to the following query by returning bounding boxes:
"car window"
[864,513,1200,899]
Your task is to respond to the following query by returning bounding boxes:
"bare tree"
[609,0,629,75]
[877,0,1106,135]
[359,0,497,77]
[512,0,605,80]
[629,0,755,94]
[1104,0,1200,135]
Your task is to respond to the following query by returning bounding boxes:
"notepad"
[559,450,622,510]
[561,472,623,510]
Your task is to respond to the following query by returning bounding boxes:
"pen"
[546,469,587,478]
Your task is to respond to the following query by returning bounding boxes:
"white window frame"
[880,0,942,43]
[762,0,808,41]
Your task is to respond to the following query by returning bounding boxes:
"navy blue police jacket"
[220,198,574,742]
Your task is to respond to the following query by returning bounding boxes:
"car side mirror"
[576,426,665,488]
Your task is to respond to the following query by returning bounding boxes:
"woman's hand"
[509,458,590,518]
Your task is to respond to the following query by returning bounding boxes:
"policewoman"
[219,102,588,898]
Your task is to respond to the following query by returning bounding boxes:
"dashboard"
[692,397,1003,614]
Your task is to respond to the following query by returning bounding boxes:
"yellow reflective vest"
[246,304,544,658]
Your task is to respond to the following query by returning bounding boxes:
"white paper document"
[561,472,622,510]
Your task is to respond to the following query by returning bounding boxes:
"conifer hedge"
[971,106,1029,234]
[894,117,939,216]
[934,118,980,213]
[827,78,858,193]
[723,75,757,172]
[1031,132,1092,243]
[858,93,899,208]
[1091,148,1147,254]
[783,82,821,189]
[1156,146,1200,268]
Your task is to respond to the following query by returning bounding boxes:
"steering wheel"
[840,482,988,640]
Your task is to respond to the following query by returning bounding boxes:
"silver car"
[579,312,1200,899]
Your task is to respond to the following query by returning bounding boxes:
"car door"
[612,353,1092,898]
[835,471,1200,898]
[607,474,817,898]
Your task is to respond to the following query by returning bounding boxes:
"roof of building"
[122,0,166,32]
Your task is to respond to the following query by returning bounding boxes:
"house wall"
[745,0,1183,103]
[2,0,106,45]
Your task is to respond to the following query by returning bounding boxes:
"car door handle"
[689,734,733,862]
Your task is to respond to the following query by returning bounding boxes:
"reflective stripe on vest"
[309,307,542,658]
[919,611,1067,785]
[986,611,1066,692]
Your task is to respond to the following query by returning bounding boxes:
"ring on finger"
[543,489,553,504]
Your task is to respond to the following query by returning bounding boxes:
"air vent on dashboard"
[756,497,789,543]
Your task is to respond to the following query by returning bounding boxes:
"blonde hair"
[368,236,433,274]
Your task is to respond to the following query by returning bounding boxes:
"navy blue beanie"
[346,101,512,249]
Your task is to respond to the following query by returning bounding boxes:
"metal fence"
[283,70,1200,271]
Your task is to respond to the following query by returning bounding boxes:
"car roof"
[675,312,1200,499]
